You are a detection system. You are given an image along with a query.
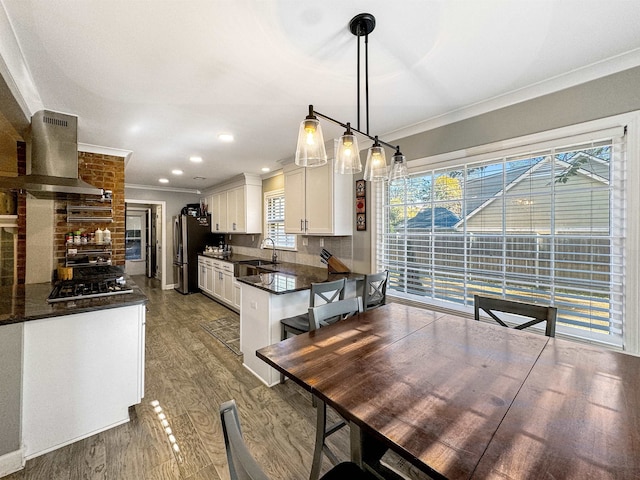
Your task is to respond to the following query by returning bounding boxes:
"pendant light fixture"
[294,106,327,167]
[388,147,408,183]
[335,123,362,174]
[294,13,408,183]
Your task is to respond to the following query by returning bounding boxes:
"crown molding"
[124,183,201,195]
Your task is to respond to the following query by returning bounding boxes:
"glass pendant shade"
[363,138,388,182]
[388,149,408,183]
[335,127,362,174]
[295,116,327,167]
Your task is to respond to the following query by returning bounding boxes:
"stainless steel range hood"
[0,110,103,197]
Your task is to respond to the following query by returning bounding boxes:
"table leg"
[350,421,363,467]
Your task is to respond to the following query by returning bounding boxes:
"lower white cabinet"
[198,256,214,295]
[22,304,145,459]
[200,258,238,312]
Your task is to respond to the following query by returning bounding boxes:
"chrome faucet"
[263,237,278,264]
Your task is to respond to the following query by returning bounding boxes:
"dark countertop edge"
[0,294,148,327]
[237,270,365,295]
[199,252,258,263]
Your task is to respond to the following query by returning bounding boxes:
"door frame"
[125,199,168,289]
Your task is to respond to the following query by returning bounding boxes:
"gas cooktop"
[47,277,133,303]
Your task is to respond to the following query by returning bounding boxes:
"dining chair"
[308,296,363,331]
[359,270,388,311]
[473,294,557,337]
[220,399,375,480]
[307,297,363,480]
[279,278,347,383]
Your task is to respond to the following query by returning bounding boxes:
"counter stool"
[279,278,347,383]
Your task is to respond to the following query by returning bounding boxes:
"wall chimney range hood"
[0,110,103,197]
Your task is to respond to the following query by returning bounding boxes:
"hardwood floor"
[5,276,350,480]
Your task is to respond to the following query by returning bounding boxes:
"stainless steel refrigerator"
[173,214,222,294]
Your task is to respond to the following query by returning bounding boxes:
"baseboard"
[0,449,24,477]
[163,283,176,290]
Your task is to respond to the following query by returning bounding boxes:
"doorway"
[125,207,150,276]
[125,202,163,278]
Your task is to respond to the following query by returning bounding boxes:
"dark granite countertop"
[236,261,364,295]
[0,277,148,326]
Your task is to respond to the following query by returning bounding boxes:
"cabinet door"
[213,269,224,298]
[198,259,207,291]
[284,166,306,233]
[205,264,214,294]
[305,163,333,234]
[233,278,241,310]
[222,270,234,304]
[210,193,222,232]
[229,186,246,233]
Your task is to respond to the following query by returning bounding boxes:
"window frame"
[263,188,297,251]
[372,112,640,355]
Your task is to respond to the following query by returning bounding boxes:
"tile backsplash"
[228,234,353,270]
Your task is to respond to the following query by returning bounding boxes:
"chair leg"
[310,397,327,480]
[309,397,347,480]
[280,324,287,384]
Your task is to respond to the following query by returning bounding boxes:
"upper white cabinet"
[208,174,262,233]
[284,162,352,235]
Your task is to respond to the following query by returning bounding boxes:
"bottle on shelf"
[103,227,111,243]
[95,228,104,243]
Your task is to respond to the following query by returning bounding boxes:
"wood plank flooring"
[5,276,350,480]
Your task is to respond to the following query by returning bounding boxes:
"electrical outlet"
[302,237,308,246]
[320,238,324,247]
[252,235,255,242]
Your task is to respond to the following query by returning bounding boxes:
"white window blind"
[265,190,296,249]
[377,131,626,346]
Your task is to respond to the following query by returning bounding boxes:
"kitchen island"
[0,278,147,474]
[236,263,362,386]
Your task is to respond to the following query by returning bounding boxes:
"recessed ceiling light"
[159,178,169,184]
[172,169,183,175]
[218,133,234,142]
[190,156,203,163]
[261,167,271,172]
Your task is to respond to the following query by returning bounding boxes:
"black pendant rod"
[310,105,397,151]
[356,29,361,131]
[365,31,370,135]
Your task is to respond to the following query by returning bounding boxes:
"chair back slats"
[474,294,557,337]
[219,400,270,480]
[310,278,347,307]
[361,271,388,312]
[308,297,363,331]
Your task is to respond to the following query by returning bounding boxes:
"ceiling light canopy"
[159,178,169,184]
[294,13,408,183]
[171,169,183,175]
[189,156,203,163]
[218,133,234,142]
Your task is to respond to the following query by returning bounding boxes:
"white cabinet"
[284,162,353,235]
[209,174,262,233]
[198,256,214,295]
[203,258,238,312]
[22,304,145,459]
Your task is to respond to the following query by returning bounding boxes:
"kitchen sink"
[239,259,278,267]
[235,259,278,277]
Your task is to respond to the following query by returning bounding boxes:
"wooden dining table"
[256,303,640,480]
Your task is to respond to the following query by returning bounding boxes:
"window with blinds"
[378,131,626,346]
[265,190,296,249]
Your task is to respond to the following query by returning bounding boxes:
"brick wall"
[53,152,126,267]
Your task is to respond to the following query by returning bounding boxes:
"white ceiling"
[2,0,640,192]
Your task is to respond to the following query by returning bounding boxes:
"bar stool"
[279,278,346,383]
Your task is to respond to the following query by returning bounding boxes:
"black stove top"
[48,272,133,303]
